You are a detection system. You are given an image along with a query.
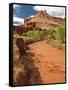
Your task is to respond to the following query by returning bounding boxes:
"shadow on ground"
[13,38,43,86]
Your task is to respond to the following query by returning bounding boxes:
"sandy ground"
[29,40,65,84]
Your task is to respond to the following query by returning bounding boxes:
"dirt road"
[29,40,65,84]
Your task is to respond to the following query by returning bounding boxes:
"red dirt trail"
[29,40,65,84]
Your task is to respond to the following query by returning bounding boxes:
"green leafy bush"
[23,30,45,41]
[47,24,65,49]
[56,24,65,43]
[47,28,56,42]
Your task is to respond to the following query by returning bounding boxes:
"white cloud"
[33,6,65,18]
[13,16,24,26]
[34,6,47,11]
[13,4,20,9]
[30,15,34,18]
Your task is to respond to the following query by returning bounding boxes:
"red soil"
[29,40,65,84]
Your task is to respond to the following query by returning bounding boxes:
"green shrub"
[47,27,56,42]
[56,24,65,43]
[50,39,63,49]
[23,30,45,41]
[47,24,65,49]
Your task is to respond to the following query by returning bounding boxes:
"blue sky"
[13,4,37,18]
[13,4,65,26]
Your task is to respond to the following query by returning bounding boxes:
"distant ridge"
[14,10,64,30]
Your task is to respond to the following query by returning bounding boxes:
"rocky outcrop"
[13,10,64,32]
[24,10,64,29]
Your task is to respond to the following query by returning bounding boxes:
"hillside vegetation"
[47,23,65,49]
[15,23,65,49]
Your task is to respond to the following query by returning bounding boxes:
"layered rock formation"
[24,10,64,30]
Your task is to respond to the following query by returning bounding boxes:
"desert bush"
[23,30,45,42]
[50,39,62,49]
[47,27,56,42]
[56,24,65,43]
[47,23,65,49]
